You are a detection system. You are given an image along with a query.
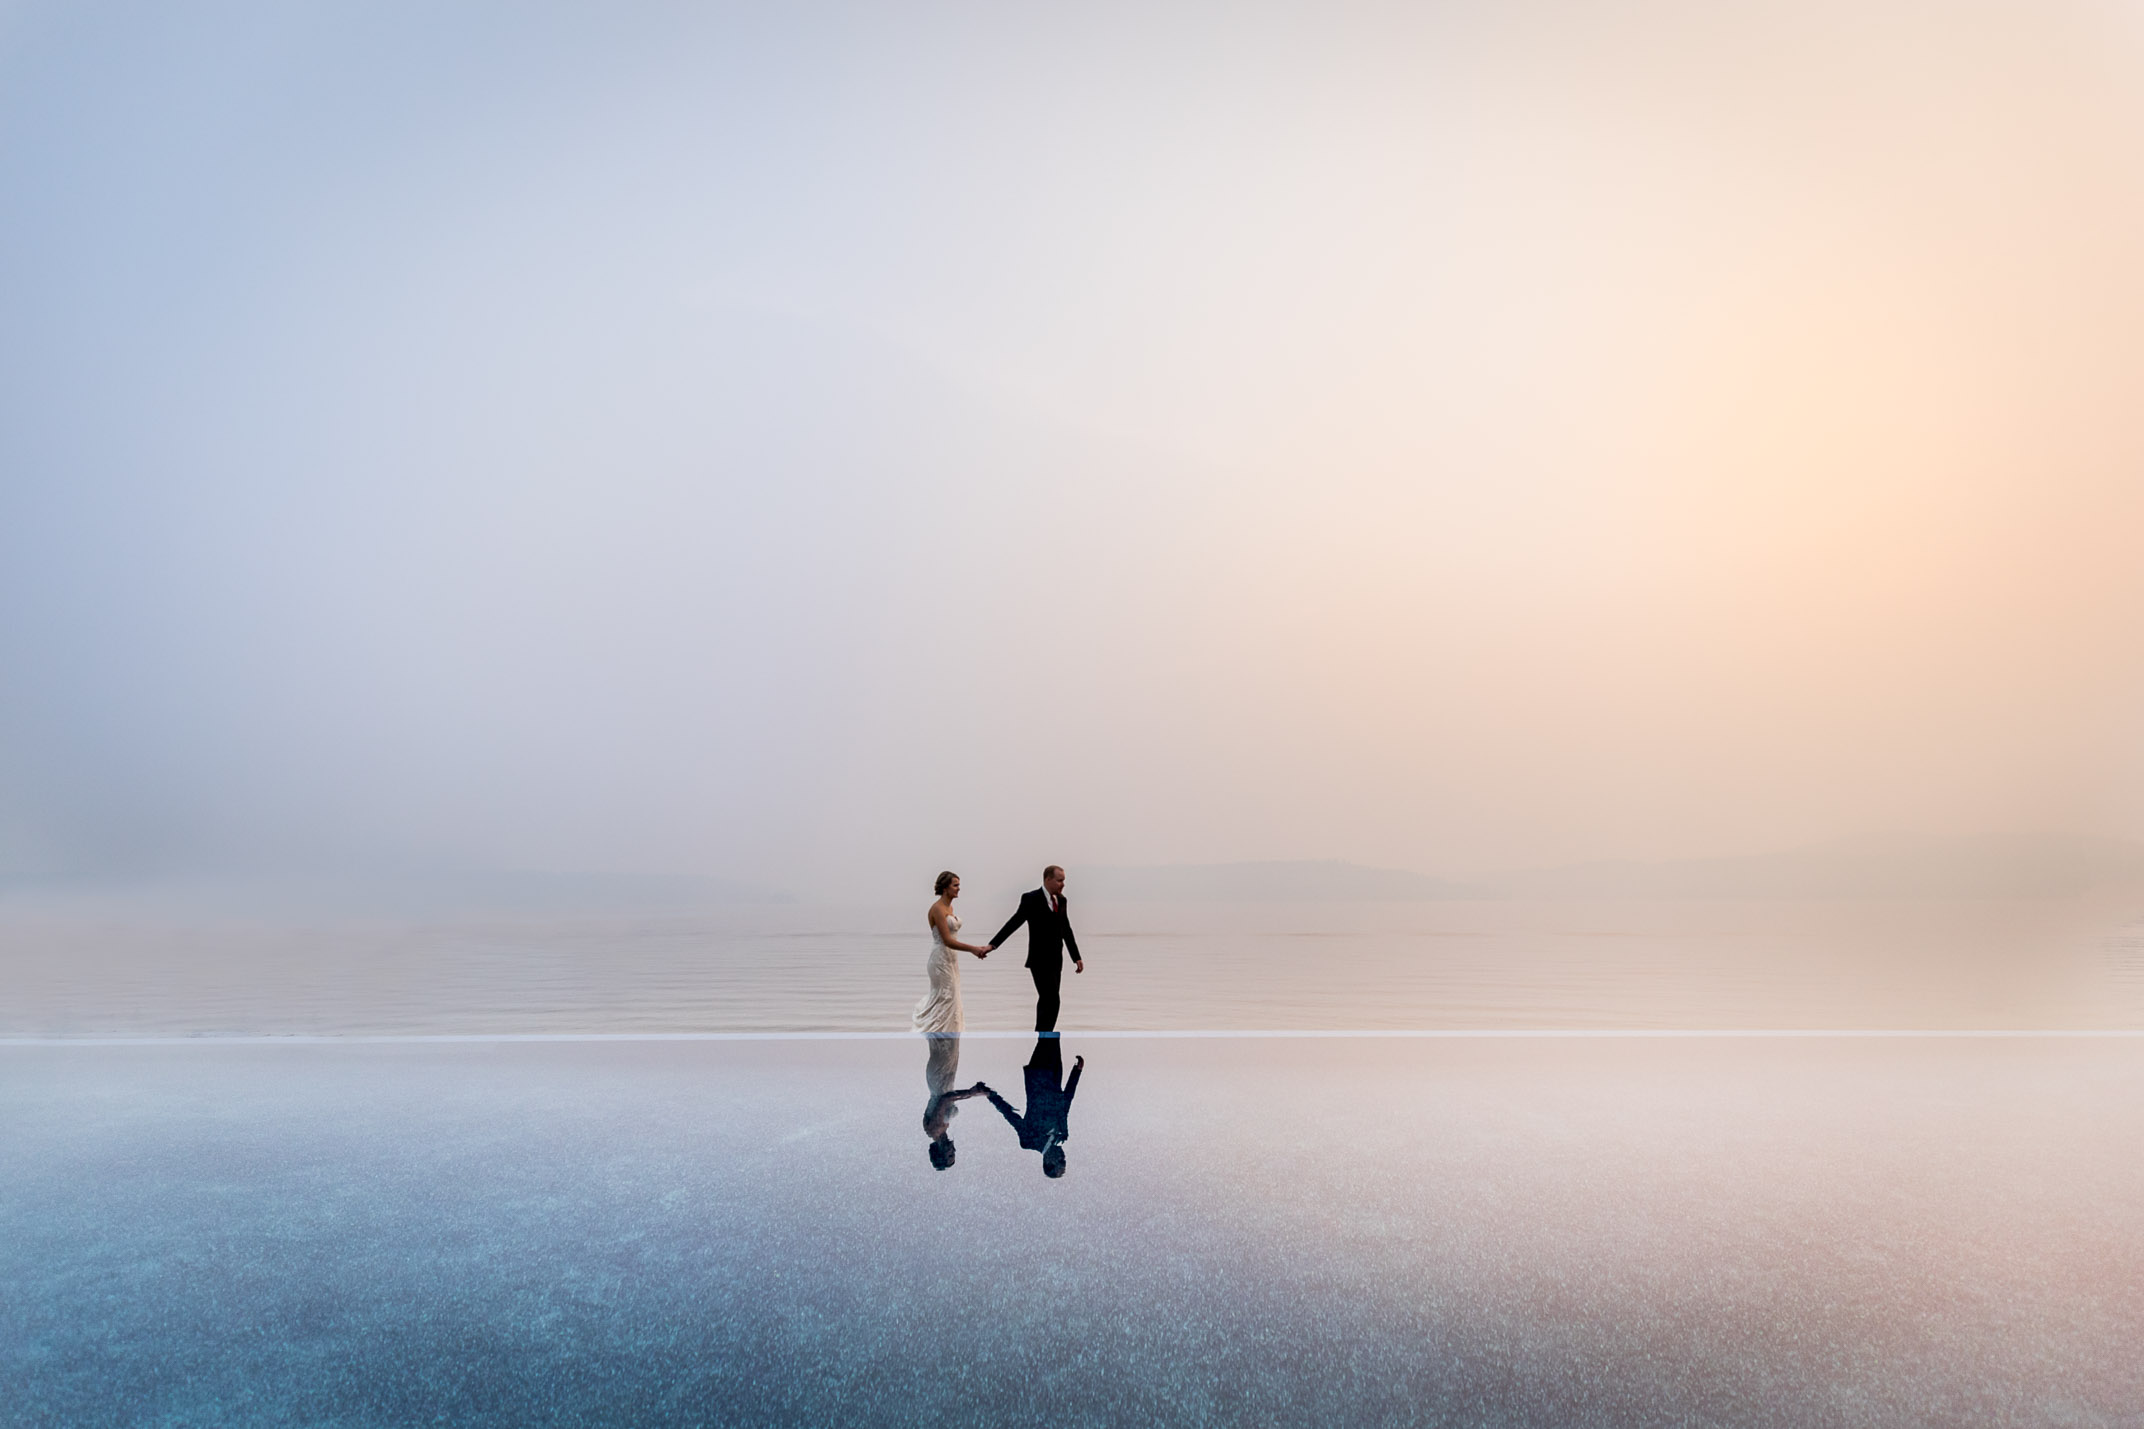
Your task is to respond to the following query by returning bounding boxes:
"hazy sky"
[5,0,2144,892]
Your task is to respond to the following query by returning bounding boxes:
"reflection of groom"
[983,1036,1085,1178]
[987,865,1083,1033]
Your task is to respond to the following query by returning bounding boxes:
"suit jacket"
[984,1038,1082,1152]
[991,888,1082,971]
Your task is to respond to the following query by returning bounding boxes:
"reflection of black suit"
[985,1037,1083,1155]
[991,888,1083,1032]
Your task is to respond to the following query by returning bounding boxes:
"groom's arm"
[981,1086,1022,1129]
[988,896,1031,951]
[1062,901,1082,968]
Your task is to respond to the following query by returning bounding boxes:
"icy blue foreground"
[6,1036,2142,1426]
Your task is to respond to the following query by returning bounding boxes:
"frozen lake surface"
[7,1034,2143,1426]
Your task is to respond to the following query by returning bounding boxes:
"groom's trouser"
[1030,960,1062,1033]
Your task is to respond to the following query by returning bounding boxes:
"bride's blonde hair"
[934,870,958,896]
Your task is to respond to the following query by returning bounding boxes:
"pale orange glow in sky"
[2,0,2141,889]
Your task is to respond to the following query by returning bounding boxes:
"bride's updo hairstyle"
[934,871,957,896]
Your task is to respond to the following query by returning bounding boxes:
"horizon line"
[4,1027,2143,1047]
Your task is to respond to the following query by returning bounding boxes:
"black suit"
[984,1037,1083,1158]
[991,888,1082,1032]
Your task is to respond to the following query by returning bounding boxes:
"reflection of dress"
[923,1034,963,1132]
[913,912,963,1034]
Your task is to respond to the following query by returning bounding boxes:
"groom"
[987,865,1083,1033]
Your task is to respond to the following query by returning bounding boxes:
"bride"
[914,870,993,1035]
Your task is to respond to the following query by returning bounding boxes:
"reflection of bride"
[914,870,994,1035]
[922,1035,985,1170]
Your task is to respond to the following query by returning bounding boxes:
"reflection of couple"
[920,1035,1084,1177]
[914,866,1084,1035]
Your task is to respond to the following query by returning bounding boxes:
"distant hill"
[368,870,795,913]
[1079,861,1477,902]
[1485,834,2144,900]
[0,869,794,916]
[1080,837,2144,903]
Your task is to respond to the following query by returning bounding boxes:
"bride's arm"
[931,903,992,956]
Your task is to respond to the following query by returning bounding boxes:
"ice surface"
[5,1035,2142,1425]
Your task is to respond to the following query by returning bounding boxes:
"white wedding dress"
[913,912,964,1035]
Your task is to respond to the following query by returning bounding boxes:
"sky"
[4,0,2144,895]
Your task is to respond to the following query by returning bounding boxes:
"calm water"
[6,1035,2143,1425]
[4,896,2142,1037]
[9,895,2143,1424]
